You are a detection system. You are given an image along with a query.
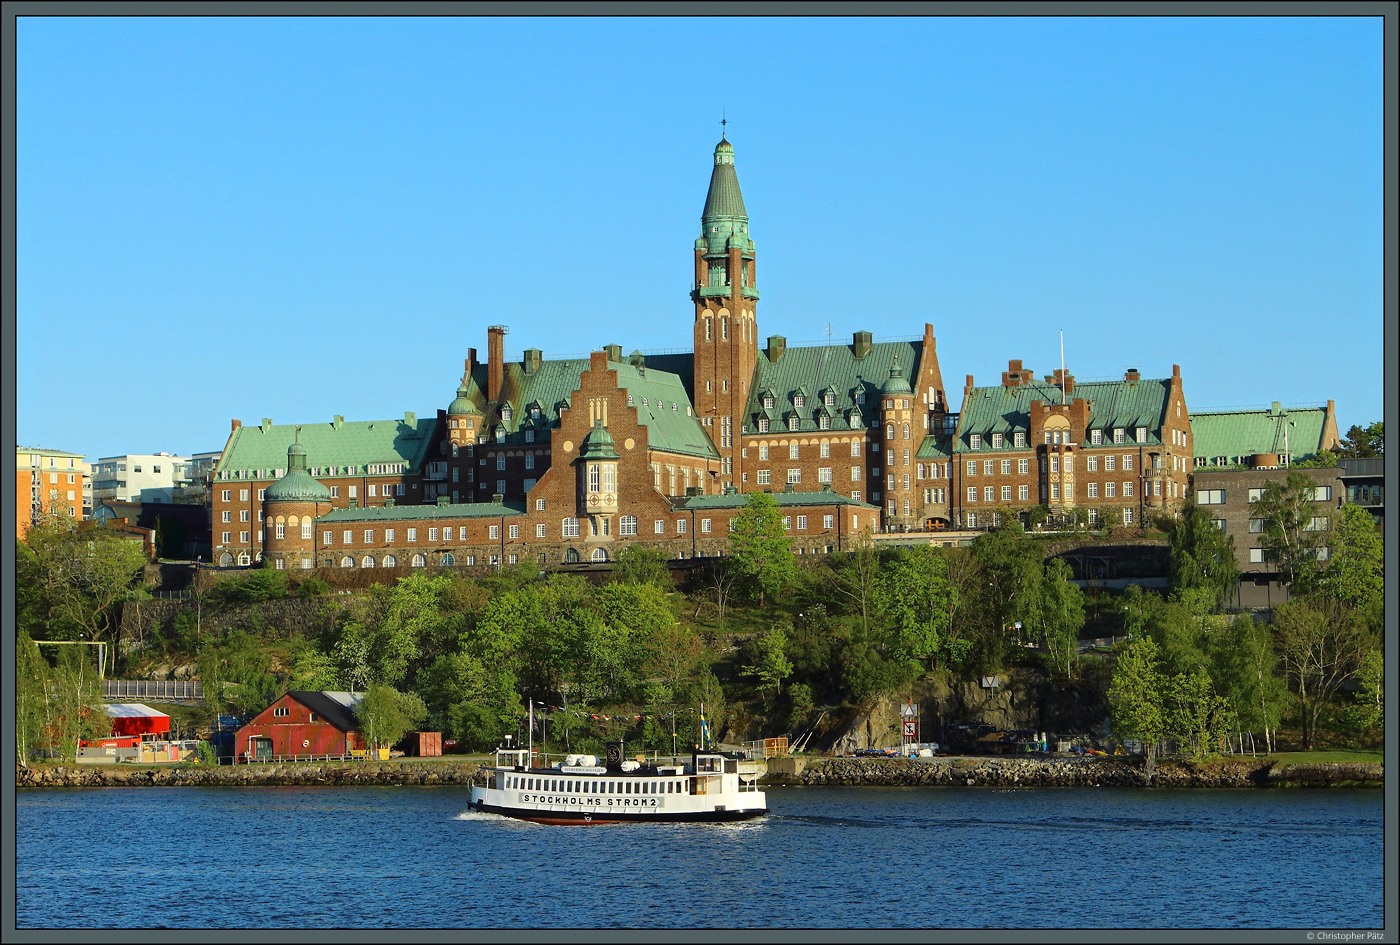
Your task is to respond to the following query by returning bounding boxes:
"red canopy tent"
[104,704,171,737]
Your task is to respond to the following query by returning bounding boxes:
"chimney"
[767,335,786,362]
[487,325,507,403]
[852,330,872,359]
[523,348,542,374]
[1045,369,1074,395]
[261,418,272,431]
[964,374,975,397]
[332,414,344,430]
[231,419,241,432]
[384,497,395,508]
[604,344,622,362]
[348,499,358,509]
[1124,368,1140,382]
[403,411,416,426]
[437,495,449,507]
[1002,359,1027,387]
[491,493,504,503]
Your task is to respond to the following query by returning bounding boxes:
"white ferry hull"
[470,749,768,825]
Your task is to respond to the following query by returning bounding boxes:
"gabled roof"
[288,691,363,733]
[742,340,924,435]
[1189,404,1333,464]
[217,417,436,480]
[915,434,955,460]
[955,378,1172,451]
[464,356,718,460]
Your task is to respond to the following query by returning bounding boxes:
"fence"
[103,679,203,701]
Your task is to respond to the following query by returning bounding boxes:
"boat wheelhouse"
[470,740,768,825]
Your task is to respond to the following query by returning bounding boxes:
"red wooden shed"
[234,691,364,762]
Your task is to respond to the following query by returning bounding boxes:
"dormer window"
[1136,427,1148,443]
[823,391,835,407]
[501,406,512,424]
[495,430,506,444]
[1114,428,1125,443]
[992,433,1003,449]
[793,394,805,408]
[762,395,773,409]
[1091,429,1103,445]
[855,389,865,404]
[758,418,769,432]
[531,406,541,420]
[969,434,981,450]
[788,416,799,431]
[818,415,830,430]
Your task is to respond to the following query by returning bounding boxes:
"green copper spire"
[702,137,748,223]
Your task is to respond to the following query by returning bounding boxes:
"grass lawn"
[1260,749,1384,765]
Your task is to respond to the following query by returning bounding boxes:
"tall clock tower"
[692,135,758,492]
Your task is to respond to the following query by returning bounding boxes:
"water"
[15,785,1383,930]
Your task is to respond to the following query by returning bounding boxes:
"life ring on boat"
[302,740,310,748]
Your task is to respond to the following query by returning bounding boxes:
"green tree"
[727,491,796,605]
[1250,472,1328,591]
[1341,648,1383,740]
[1038,559,1085,681]
[1272,599,1371,750]
[1167,505,1239,610]
[828,529,882,641]
[23,510,149,652]
[355,684,428,752]
[1161,669,1228,762]
[610,545,673,590]
[968,519,1045,671]
[15,632,50,767]
[1336,421,1383,458]
[874,546,958,668]
[1312,503,1382,620]
[1205,615,1288,754]
[1108,638,1166,783]
[39,645,113,763]
[743,623,794,699]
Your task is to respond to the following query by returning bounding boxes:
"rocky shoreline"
[16,755,1382,789]
[766,755,1384,788]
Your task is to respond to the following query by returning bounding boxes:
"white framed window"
[1087,483,1099,499]
[759,445,769,461]
[240,489,249,501]
[275,522,285,539]
[655,519,665,534]
[363,529,374,543]
[1105,456,1116,472]
[429,527,439,541]
[1000,460,1011,475]
[992,433,1004,449]
[1123,482,1133,497]
[984,486,994,503]
[508,524,519,539]
[757,470,771,485]
[1017,485,1028,501]
[851,491,861,502]
[620,516,637,536]
[222,511,231,523]
[343,529,353,544]
[1014,432,1026,448]
[701,518,712,533]
[407,527,417,542]
[850,466,860,481]
[221,489,231,502]
[489,525,499,539]
[782,516,791,530]
[851,441,861,457]
[1086,456,1098,472]
[1018,459,1029,475]
[967,487,977,502]
[676,519,686,534]
[787,468,801,484]
[330,486,339,498]
[1001,485,1012,502]
[536,498,546,511]
[970,434,981,450]
[347,486,357,499]
[1091,429,1103,445]
[1136,427,1148,443]
[1113,428,1125,444]
[562,518,580,538]
[1105,483,1116,498]
[240,531,250,543]
[789,443,800,460]
[820,441,830,458]
[796,515,807,530]
[368,484,377,497]
[497,455,506,471]
[818,467,832,484]
[1122,508,1134,525]
[757,419,769,433]
[1123,455,1133,471]
[966,512,977,528]
[966,461,977,476]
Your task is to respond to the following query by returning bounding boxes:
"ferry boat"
[470,739,769,825]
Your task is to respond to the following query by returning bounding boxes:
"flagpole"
[527,699,534,767]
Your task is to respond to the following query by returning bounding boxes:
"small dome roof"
[882,361,913,396]
[448,385,479,415]
[578,419,620,460]
[264,443,332,503]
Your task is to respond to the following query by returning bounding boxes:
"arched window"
[341,556,355,568]
[301,522,312,539]
[887,424,894,439]
[563,548,580,563]
[591,547,608,562]
[383,555,397,568]
[237,553,251,566]
[902,423,909,440]
[219,552,234,567]
[411,554,426,568]
[440,552,456,566]
[362,556,375,568]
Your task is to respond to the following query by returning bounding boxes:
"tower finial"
[720,108,727,140]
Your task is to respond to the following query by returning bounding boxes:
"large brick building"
[213,136,1193,569]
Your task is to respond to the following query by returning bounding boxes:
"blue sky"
[16,15,1384,462]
